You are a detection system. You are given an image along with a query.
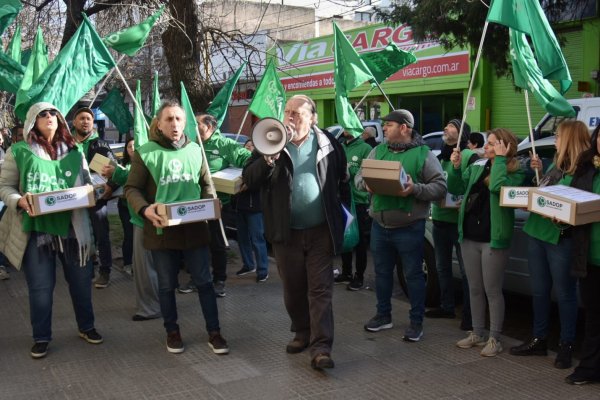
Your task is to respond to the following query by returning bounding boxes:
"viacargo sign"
[277,23,470,91]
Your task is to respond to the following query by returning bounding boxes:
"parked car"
[325,120,384,144]
[422,131,444,156]
[399,135,556,307]
[109,142,125,160]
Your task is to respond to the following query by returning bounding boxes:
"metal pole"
[456,21,489,149]
[353,86,375,112]
[524,90,541,185]
[112,62,151,131]
[374,80,395,111]
[235,109,250,142]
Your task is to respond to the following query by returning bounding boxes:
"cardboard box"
[500,186,531,208]
[360,159,408,196]
[89,153,116,174]
[440,192,463,209]
[212,167,243,194]
[156,198,221,226]
[90,173,123,198]
[27,185,96,216]
[528,185,600,226]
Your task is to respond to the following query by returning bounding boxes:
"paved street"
[0,248,598,400]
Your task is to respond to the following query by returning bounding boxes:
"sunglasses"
[37,110,58,118]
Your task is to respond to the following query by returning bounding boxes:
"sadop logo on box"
[537,196,562,210]
[44,192,77,207]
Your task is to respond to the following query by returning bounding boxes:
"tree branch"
[86,0,126,16]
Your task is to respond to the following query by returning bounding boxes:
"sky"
[244,0,379,18]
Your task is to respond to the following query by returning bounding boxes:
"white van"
[520,97,600,145]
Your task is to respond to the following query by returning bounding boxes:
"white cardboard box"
[212,167,243,195]
[156,198,221,226]
[440,192,463,209]
[27,185,96,216]
[528,185,600,225]
[500,186,531,208]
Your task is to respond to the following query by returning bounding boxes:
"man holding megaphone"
[243,94,350,371]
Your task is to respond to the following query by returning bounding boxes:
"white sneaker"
[480,337,503,357]
[0,265,10,280]
[456,332,486,349]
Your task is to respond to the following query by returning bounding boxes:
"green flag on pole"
[0,0,22,36]
[15,14,116,121]
[360,43,416,84]
[206,61,247,128]
[7,24,21,63]
[333,22,375,137]
[180,82,198,141]
[151,71,161,117]
[133,80,148,149]
[99,88,133,134]
[509,29,575,117]
[16,27,48,113]
[0,49,24,93]
[103,5,165,57]
[248,59,285,120]
[486,0,571,94]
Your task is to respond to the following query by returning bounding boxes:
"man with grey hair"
[361,126,378,148]
[243,94,350,370]
[356,109,446,342]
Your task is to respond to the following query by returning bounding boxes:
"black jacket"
[243,127,350,255]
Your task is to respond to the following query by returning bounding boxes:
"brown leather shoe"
[286,338,309,354]
[311,353,335,370]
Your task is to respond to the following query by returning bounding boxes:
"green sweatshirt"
[448,156,525,249]
[342,137,372,205]
[203,130,251,204]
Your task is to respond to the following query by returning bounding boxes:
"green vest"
[138,141,202,204]
[12,142,82,236]
[431,149,475,223]
[523,165,574,245]
[372,144,429,213]
[588,173,600,266]
[343,138,372,205]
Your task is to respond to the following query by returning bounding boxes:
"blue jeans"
[528,236,578,342]
[236,210,269,277]
[432,221,470,318]
[22,233,95,342]
[152,247,220,334]
[371,220,426,325]
[89,203,112,274]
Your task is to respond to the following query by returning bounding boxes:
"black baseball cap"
[382,109,414,128]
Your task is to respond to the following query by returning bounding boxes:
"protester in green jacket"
[335,130,374,291]
[565,124,600,385]
[511,121,591,370]
[188,114,252,298]
[449,128,524,357]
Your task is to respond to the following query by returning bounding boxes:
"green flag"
[206,62,247,128]
[15,15,116,121]
[333,22,374,93]
[509,29,575,117]
[180,82,198,141]
[333,22,374,137]
[99,88,133,134]
[133,80,148,149]
[0,0,22,36]
[16,27,48,114]
[486,0,571,94]
[0,48,24,93]
[151,71,161,117]
[103,5,165,57]
[7,24,21,63]
[360,43,416,84]
[248,59,285,120]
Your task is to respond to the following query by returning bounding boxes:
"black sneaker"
[334,272,352,284]
[79,328,104,344]
[347,274,364,291]
[236,265,257,276]
[509,337,547,356]
[30,342,49,359]
[364,314,393,332]
[167,330,184,354]
[214,281,226,297]
[554,341,574,369]
[565,371,599,385]
[94,272,110,289]
[177,280,196,294]
[208,331,230,355]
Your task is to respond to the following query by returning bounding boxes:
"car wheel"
[396,241,440,308]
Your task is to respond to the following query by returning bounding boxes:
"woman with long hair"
[510,120,591,369]
[0,102,101,359]
[449,128,524,357]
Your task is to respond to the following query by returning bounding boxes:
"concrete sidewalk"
[0,255,597,400]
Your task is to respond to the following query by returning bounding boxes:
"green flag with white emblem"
[103,5,165,57]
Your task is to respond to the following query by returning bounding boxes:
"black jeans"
[573,265,600,379]
[89,203,112,274]
[117,199,133,265]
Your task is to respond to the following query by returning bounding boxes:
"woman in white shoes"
[448,128,524,357]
